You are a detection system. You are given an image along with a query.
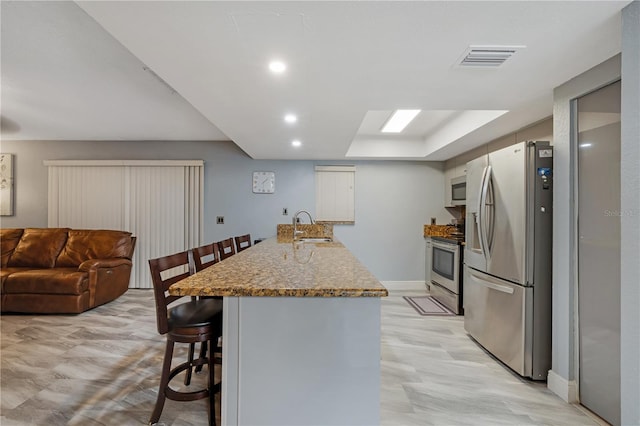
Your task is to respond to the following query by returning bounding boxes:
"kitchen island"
[169,237,388,426]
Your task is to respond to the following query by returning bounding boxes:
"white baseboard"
[547,370,578,403]
[381,281,428,291]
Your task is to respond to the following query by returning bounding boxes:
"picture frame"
[1,154,14,216]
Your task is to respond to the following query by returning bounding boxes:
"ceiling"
[0,1,629,161]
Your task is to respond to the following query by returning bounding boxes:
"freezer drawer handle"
[469,270,514,294]
[480,280,514,294]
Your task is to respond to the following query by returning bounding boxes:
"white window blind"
[45,160,204,288]
[315,165,355,223]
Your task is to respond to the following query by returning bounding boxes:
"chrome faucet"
[293,210,314,240]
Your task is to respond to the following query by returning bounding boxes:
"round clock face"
[252,171,275,193]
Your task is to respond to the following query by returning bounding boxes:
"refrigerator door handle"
[485,168,495,252]
[475,166,488,256]
[479,165,492,260]
[468,268,515,294]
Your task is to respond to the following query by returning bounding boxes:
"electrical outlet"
[283,208,288,215]
[216,216,224,224]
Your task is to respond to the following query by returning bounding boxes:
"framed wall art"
[0,154,14,216]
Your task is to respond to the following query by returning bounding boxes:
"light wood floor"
[381,289,603,426]
[1,288,602,425]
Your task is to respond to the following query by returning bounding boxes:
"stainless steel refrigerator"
[464,140,553,380]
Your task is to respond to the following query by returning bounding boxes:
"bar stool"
[191,242,223,373]
[193,242,220,271]
[234,234,252,252]
[217,238,235,260]
[148,250,222,426]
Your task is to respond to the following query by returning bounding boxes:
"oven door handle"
[431,241,458,252]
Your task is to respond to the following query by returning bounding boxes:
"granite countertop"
[276,223,333,240]
[423,224,459,237]
[169,237,388,298]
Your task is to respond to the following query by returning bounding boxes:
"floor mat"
[403,296,455,316]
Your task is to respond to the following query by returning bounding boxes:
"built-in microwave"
[450,175,466,205]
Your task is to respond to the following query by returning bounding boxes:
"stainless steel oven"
[430,238,463,314]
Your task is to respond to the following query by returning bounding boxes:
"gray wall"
[620,2,639,424]
[0,139,449,281]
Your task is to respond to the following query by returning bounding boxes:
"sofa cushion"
[1,229,24,268]
[56,230,132,267]
[0,267,31,293]
[7,228,70,268]
[3,269,88,295]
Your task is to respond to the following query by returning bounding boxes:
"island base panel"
[222,296,381,426]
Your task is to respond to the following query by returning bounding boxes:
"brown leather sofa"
[1,228,136,314]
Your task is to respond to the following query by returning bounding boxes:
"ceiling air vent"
[457,45,525,67]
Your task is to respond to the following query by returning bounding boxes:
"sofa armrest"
[79,258,132,272]
[79,258,133,307]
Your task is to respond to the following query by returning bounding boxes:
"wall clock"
[252,171,275,194]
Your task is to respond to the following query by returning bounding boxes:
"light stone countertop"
[169,237,388,297]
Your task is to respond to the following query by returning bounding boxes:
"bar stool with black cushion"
[148,251,223,426]
[234,234,252,253]
[217,238,235,260]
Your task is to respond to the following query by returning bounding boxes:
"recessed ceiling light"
[284,114,297,124]
[381,109,421,133]
[579,143,593,148]
[269,60,286,73]
[291,140,302,147]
